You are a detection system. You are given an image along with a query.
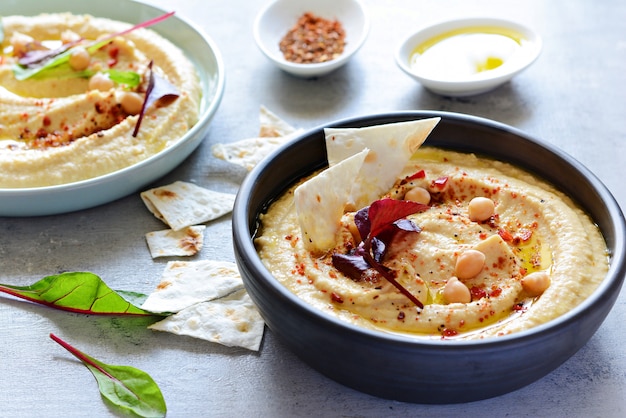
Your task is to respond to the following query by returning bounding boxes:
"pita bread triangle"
[145,225,206,258]
[212,106,303,171]
[148,289,265,351]
[211,130,303,171]
[325,117,440,209]
[294,148,369,253]
[259,105,297,137]
[140,260,244,314]
[141,181,235,231]
[294,118,440,254]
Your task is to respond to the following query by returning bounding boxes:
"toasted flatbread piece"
[294,149,369,254]
[211,130,303,171]
[325,118,440,208]
[145,225,206,258]
[148,289,265,351]
[212,106,302,171]
[259,105,296,137]
[141,181,235,231]
[141,260,244,314]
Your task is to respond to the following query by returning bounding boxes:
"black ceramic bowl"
[232,111,626,403]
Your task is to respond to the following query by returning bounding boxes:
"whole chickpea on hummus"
[255,119,609,339]
[0,12,201,188]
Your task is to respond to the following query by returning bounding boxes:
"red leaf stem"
[99,11,175,45]
[362,240,424,309]
[49,333,115,380]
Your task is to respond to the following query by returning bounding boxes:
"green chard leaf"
[106,69,142,87]
[12,11,174,81]
[14,65,142,88]
[0,271,156,316]
[50,333,167,418]
[115,289,150,307]
[12,38,109,81]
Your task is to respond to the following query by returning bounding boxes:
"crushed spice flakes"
[279,12,346,64]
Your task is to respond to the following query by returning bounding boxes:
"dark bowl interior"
[232,111,626,403]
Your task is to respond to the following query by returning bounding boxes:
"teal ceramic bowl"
[0,0,225,216]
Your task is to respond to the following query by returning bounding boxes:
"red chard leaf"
[354,206,371,242]
[361,239,424,308]
[394,218,422,233]
[368,198,429,238]
[331,253,372,281]
[332,198,429,308]
[373,219,422,262]
[132,60,180,137]
[370,236,387,263]
[147,72,180,108]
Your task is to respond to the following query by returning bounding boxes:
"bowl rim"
[395,17,542,94]
[233,110,626,349]
[252,0,370,74]
[0,0,226,197]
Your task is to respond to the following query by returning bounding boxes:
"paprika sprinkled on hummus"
[256,147,608,340]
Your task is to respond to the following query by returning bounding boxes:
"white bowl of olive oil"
[396,18,542,97]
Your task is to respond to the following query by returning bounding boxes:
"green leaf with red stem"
[13,11,175,80]
[50,333,167,418]
[0,271,156,316]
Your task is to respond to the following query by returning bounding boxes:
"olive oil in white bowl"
[396,18,542,96]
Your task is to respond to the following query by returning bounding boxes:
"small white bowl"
[254,0,369,78]
[396,18,542,97]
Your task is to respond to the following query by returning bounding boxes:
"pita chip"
[211,129,303,171]
[212,106,303,171]
[324,118,440,209]
[148,289,265,351]
[141,260,244,314]
[259,105,296,137]
[294,148,368,254]
[141,181,235,231]
[145,225,206,258]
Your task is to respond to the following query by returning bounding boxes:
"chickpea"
[61,30,81,44]
[10,32,35,56]
[405,186,431,205]
[68,47,90,71]
[110,36,135,56]
[118,92,144,115]
[443,277,471,304]
[88,72,114,91]
[521,271,551,296]
[468,196,495,222]
[455,249,485,279]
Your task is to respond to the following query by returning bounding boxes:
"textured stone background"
[1,0,624,416]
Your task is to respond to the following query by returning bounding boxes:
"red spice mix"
[279,12,346,64]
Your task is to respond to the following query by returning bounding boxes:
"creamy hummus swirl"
[256,148,608,339]
[0,13,201,188]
